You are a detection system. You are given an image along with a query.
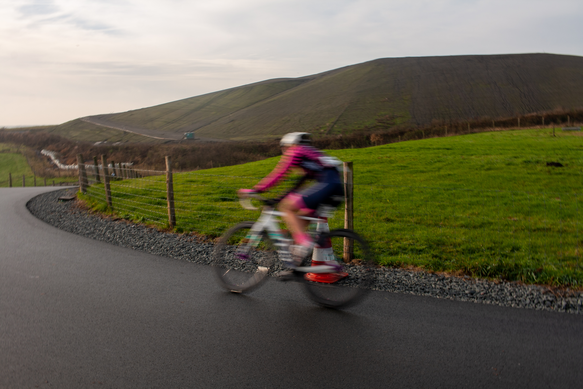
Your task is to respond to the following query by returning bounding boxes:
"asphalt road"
[1,187,582,388]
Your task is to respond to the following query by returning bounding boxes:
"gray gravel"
[27,188,583,314]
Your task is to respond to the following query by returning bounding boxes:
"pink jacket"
[254,145,336,192]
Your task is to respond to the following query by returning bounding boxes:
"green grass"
[338,129,582,286]
[0,143,77,187]
[0,150,34,187]
[79,128,583,287]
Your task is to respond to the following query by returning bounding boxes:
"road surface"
[1,187,581,388]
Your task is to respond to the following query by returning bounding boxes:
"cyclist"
[239,132,344,269]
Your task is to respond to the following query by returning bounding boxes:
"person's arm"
[254,147,300,192]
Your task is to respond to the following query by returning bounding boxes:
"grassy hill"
[79,128,583,286]
[53,53,583,143]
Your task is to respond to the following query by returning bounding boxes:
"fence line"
[73,153,583,284]
[1,173,75,188]
[344,161,354,261]
[76,154,358,244]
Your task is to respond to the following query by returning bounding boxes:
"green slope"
[55,53,583,142]
[80,128,583,286]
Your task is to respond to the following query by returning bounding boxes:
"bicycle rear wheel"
[301,229,374,309]
[213,221,277,293]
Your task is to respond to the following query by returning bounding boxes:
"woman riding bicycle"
[239,132,344,269]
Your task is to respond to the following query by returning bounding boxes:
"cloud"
[12,0,122,36]
[17,0,60,17]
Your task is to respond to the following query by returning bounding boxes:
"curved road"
[1,187,582,388]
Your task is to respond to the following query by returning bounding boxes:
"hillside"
[53,53,583,142]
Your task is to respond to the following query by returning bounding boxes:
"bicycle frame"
[245,206,340,274]
[216,193,371,307]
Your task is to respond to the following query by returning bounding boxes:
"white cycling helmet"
[280,132,311,147]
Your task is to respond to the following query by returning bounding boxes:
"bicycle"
[213,193,375,308]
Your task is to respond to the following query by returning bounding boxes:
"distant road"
[81,115,183,140]
[81,115,227,143]
[2,187,582,388]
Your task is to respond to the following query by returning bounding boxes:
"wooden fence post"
[101,156,109,179]
[343,161,353,263]
[166,156,176,228]
[9,173,12,188]
[93,156,101,184]
[22,175,25,187]
[44,178,47,186]
[101,155,113,209]
[34,176,36,187]
[77,154,87,193]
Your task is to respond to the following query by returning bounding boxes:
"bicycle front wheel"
[213,221,277,294]
[302,229,375,309]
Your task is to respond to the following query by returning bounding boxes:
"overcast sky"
[1,0,582,126]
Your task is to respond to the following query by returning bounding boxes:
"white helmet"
[280,132,311,147]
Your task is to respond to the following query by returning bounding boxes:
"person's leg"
[280,179,341,244]
[279,193,312,246]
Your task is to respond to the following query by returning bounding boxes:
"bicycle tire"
[213,221,277,294]
[301,229,374,309]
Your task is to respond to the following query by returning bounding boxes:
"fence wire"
[1,173,76,188]
[79,164,582,284]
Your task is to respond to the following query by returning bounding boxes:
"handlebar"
[239,192,262,210]
[238,192,280,210]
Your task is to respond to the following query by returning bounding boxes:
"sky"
[1,0,582,127]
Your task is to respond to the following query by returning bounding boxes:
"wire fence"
[34,150,574,288]
[0,173,76,188]
[81,159,265,236]
[75,154,583,284]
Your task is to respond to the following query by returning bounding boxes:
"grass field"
[0,143,77,187]
[0,149,34,187]
[79,128,583,287]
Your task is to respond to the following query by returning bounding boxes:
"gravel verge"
[27,188,583,314]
